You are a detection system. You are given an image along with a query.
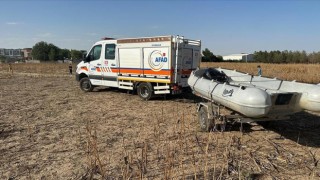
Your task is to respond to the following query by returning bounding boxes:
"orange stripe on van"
[144,69,171,75]
[112,68,171,76]
[118,76,171,83]
[81,66,88,71]
[119,68,143,74]
[96,67,101,72]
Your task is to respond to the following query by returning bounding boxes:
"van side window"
[88,45,102,61]
[105,44,116,60]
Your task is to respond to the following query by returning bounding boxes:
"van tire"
[80,77,94,92]
[137,82,153,100]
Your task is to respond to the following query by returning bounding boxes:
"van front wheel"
[80,77,94,92]
[137,82,153,100]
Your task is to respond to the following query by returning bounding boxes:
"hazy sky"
[0,0,319,55]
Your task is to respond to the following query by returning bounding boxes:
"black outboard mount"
[203,68,229,83]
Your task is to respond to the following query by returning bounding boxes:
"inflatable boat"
[188,68,320,119]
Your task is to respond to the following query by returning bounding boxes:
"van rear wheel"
[80,77,93,92]
[137,82,153,100]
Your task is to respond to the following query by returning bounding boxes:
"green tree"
[48,44,59,61]
[32,41,50,61]
[0,55,6,63]
[32,41,86,61]
[273,51,282,63]
[292,51,300,63]
[309,52,320,63]
[58,49,71,60]
[281,50,288,63]
[300,50,308,63]
[216,55,223,62]
[308,52,320,63]
[287,51,293,63]
[70,49,83,60]
[201,48,222,62]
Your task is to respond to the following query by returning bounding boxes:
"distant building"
[0,48,23,58]
[0,48,33,61]
[21,48,32,60]
[223,53,254,62]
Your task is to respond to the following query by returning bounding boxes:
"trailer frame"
[195,92,291,132]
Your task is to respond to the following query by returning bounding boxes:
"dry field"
[201,62,320,84]
[0,63,320,179]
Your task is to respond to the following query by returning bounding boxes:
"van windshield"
[87,45,102,61]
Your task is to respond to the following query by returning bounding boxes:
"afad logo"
[148,50,168,71]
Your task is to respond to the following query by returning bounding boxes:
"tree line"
[254,50,320,63]
[201,48,223,62]
[201,48,320,63]
[30,42,320,63]
[31,41,86,61]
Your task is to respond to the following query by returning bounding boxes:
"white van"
[76,35,201,100]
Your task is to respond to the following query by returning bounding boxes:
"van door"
[181,48,193,76]
[87,44,103,86]
[101,43,118,87]
[179,48,193,87]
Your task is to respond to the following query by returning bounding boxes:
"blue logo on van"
[155,57,168,62]
[148,50,168,71]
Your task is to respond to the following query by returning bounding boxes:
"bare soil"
[0,71,320,179]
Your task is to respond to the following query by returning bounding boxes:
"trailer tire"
[198,106,213,132]
[137,82,153,100]
[79,77,94,92]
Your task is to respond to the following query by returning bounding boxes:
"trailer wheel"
[137,82,153,100]
[79,77,94,92]
[198,106,213,132]
[215,116,226,132]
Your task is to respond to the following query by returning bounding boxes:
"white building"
[222,53,254,62]
[0,48,23,58]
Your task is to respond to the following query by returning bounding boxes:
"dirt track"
[1,72,320,179]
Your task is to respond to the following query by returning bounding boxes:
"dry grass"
[1,62,319,83]
[0,63,74,75]
[201,62,320,84]
[78,105,320,179]
[0,63,320,179]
